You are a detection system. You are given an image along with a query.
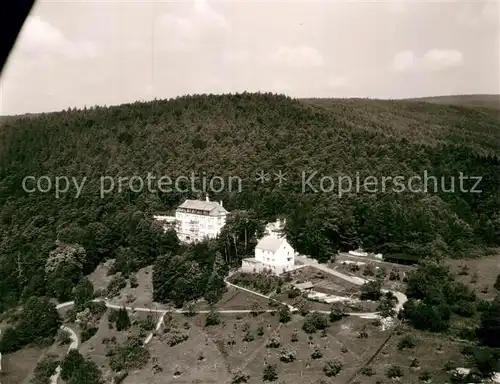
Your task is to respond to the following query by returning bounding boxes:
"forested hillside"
[0,93,499,311]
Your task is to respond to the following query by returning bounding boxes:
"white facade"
[174,196,228,243]
[348,248,369,257]
[153,215,177,232]
[241,236,295,275]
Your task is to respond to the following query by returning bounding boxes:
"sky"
[0,0,498,115]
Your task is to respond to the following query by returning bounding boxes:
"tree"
[153,254,203,307]
[218,210,265,265]
[0,296,61,353]
[73,277,94,312]
[280,345,297,362]
[406,259,452,300]
[111,307,131,331]
[329,304,346,322]
[323,359,342,377]
[401,299,451,332]
[494,274,500,292]
[477,298,500,348]
[266,333,281,348]
[311,345,323,359]
[205,311,220,327]
[360,280,382,301]
[263,363,278,381]
[278,305,291,323]
[303,312,329,334]
[231,371,250,384]
[294,296,311,316]
[204,251,227,305]
[60,350,86,381]
[31,355,59,384]
[470,347,500,379]
[45,243,87,301]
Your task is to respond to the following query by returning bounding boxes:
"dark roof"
[177,199,228,216]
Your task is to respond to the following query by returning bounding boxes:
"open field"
[124,312,391,384]
[356,324,471,384]
[1,347,45,384]
[446,253,500,300]
[0,331,67,384]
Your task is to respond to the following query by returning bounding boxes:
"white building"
[242,235,295,275]
[174,196,229,243]
[153,215,177,231]
[348,248,369,257]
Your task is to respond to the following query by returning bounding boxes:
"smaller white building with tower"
[241,218,295,275]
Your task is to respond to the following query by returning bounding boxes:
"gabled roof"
[256,236,286,253]
[177,199,228,216]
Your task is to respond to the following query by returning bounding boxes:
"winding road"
[45,260,407,383]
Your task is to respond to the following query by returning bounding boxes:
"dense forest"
[0,93,499,312]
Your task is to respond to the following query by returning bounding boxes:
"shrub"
[280,345,297,363]
[287,287,301,299]
[266,333,281,348]
[419,371,432,381]
[389,269,401,281]
[294,297,311,316]
[107,336,150,372]
[410,358,420,368]
[129,275,139,288]
[397,335,416,350]
[361,366,375,376]
[250,302,263,316]
[291,329,298,342]
[58,329,72,345]
[205,311,220,327]
[358,326,368,339]
[80,327,98,342]
[323,359,342,377]
[386,365,403,378]
[243,331,254,342]
[107,275,127,297]
[165,330,189,347]
[452,301,476,318]
[363,264,375,276]
[257,326,264,336]
[311,345,323,359]
[231,371,250,384]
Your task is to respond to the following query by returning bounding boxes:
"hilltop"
[0,93,499,312]
[406,94,500,110]
[404,94,500,119]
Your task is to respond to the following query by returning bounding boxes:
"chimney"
[220,200,223,207]
[206,194,209,202]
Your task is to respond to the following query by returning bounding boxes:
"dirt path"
[48,325,78,384]
[48,263,407,383]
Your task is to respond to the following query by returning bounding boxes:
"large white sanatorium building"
[154,196,228,243]
[242,219,295,275]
